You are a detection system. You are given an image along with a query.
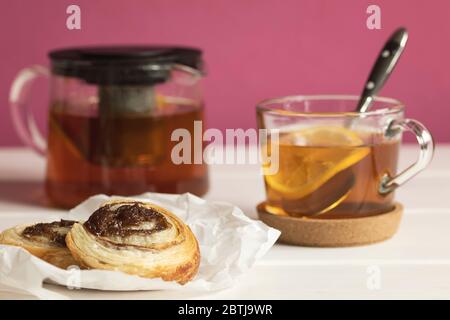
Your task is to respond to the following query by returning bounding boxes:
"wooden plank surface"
[0,145,449,299]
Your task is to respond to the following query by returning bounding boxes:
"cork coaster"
[257,202,403,247]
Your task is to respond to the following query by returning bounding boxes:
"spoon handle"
[356,27,408,112]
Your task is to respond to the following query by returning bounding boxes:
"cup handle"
[379,118,434,194]
[9,65,50,156]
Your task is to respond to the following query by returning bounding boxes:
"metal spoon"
[356,27,408,112]
[300,28,409,218]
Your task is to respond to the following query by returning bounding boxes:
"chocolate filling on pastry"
[22,220,75,247]
[84,202,170,238]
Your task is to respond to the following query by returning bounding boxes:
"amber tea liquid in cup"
[257,95,434,219]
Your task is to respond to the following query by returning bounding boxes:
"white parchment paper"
[0,193,280,299]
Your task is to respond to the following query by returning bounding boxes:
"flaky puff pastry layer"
[66,200,200,285]
[0,224,78,269]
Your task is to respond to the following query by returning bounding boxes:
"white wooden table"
[0,145,449,299]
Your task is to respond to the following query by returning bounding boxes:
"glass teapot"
[9,46,208,208]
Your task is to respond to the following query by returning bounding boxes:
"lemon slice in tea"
[264,126,370,199]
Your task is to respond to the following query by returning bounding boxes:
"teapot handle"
[9,65,49,156]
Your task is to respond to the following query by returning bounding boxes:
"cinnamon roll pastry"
[0,220,78,269]
[66,200,200,284]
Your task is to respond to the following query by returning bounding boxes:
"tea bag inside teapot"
[93,84,166,167]
[99,85,156,115]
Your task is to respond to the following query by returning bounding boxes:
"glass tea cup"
[256,95,434,219]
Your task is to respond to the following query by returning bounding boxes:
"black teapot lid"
[49,46,203,85]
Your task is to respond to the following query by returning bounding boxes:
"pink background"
[1,0,449,146]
